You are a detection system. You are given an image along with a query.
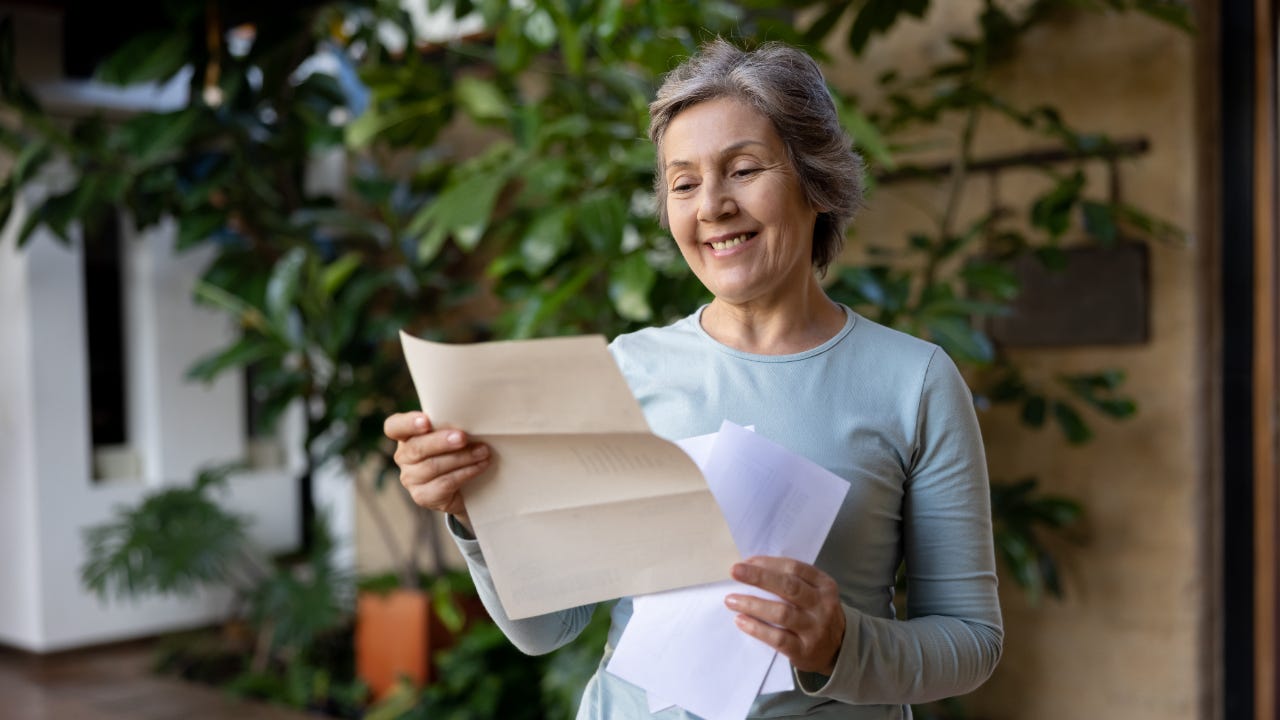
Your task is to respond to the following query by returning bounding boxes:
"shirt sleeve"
[796,347,1004,704]
[446,514,596,656]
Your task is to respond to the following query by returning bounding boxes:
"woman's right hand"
[383,411,491,533]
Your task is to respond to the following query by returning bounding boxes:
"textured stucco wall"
[824,6,1202,719]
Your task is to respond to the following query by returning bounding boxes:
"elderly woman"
[384,39,1002,719]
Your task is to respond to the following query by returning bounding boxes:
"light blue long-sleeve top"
[448,305,1003,719]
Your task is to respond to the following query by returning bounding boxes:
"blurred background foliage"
[1,0,1190,717]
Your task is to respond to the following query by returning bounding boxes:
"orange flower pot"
[355,588,486,700]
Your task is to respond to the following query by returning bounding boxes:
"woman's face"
[660,96,819,308]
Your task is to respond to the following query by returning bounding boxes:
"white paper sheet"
[646,640,794,714]
[609,421,850,720]
[648,425,791,715]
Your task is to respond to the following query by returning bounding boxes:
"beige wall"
[825,6,1202,719]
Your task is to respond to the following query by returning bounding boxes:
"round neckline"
[691,303,859,363]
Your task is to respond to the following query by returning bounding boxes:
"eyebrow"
[664,139,771,173]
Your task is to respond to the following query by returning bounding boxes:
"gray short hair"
[648,39,865,274]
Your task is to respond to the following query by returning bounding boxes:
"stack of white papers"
[607,421,850,720]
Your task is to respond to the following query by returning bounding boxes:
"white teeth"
[710,234,748,250]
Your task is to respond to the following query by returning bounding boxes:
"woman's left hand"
[725,556,846,675]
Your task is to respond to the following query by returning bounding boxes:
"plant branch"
[355,469,414,588]
[399,489,424,580]
[876,137,1150,185]
[939,105,981,244]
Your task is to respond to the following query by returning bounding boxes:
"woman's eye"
[672,182,695,192]
[733,167,761,178]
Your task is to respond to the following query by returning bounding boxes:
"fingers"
[384,411,431,441]
[738,556,833,587]
[731,557,835,604]
[394,427,475,466]
[399,441,490,484]
[725,592,799,628]
[404,459,489,514]
[726,556,845,675]
[732,612,802,656]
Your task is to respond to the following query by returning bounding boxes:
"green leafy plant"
[81,466,254,600]
[80,465,352,682]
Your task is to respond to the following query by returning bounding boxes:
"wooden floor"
[0,641,316,720]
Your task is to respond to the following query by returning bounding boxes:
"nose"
[697,177,737,223]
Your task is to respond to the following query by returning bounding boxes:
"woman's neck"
[700,280,845,355]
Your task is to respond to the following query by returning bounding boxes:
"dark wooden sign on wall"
[989,242,1150,348]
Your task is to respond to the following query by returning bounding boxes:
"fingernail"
[473,445,490,459]
[448,431,464,446]
[725,596,740,608]
[414,416,427,429]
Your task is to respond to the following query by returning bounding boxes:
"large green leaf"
[848,0,930,55]
[804,2,852,44]
[836,97,894,169]
[1051,401,1092,444]
[832,265,909,315]
[266,247,308,336]
[187,336,281,383]
[577,192,627,254]
[595,0,625,40]
[290,207,392,245]
[11,139,52,187]
[1116,202,1186,244]
[1031,172,1085,238]
[608,252,656,321]
[0,16,18,95]
[519,206,573,275]
[1059,370,1138,419]
[988,475,1083,602]
[1021,395,1047,427]
[95,30,191,86]
[176,211,225,250]
[0,177,12,231]
[510,260,600,338]
[409,170,509,263]
[345,98,449,148]
[524,8,558,47]
[552,7,586,75]
[18,173,113,245]
[330,271,394,355]
[456,76,510,123]
[921,314,994,365]
[194,282,271,336]
[1081,200,1119,246]
[516,156,575,205]
[119,108,202,167]
[961,261,1020,300]
[320,253,363,299]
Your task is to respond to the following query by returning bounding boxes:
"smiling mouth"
[708,233,756,250]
